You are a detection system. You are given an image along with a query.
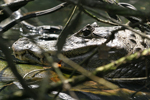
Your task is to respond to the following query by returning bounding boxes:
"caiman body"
[12,23,150,79]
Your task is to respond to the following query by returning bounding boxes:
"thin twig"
[0,0,33,22]
[86,7,150,40]
[56,5,78,52]
[58,54,119,89]
[69,48,98,78]
[54,5,79,99]
[0,2,68,34]
[43,47,150,93]
[65,0,149,20]
[0,39,37,99]
[82,7,117,26]
[23,69,47,79]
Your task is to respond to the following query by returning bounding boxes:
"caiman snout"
[12,37,46,64]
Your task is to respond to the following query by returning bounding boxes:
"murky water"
[2,0,150,41]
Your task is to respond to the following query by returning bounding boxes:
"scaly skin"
[12,22,150,78]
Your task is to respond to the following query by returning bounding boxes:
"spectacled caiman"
[12,22,150,79]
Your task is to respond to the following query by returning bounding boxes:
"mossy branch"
[95,48,150,75]
[39,48,150,93]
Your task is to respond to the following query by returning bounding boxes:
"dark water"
[23,0,150,26]
[2,0,150,42]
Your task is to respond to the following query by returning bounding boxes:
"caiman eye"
[76,28,93,37]
[75,24,95,38]
[82,25,94,36]
[75,30,92,38]
[82,30,91,36]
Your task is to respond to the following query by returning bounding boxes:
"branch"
[82,7,117,26]
[0,39,37,99]
[0,2,68,34]
[43,48,150,93]
[63,0,149,20]
[0,0,33,22]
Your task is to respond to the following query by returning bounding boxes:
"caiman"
[12,22,150,79]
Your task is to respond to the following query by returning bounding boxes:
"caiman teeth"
[23,50,42,64]
[25,54,40,63]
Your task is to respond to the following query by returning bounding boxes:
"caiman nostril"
[135,48,142,52]
[129,39,136,44]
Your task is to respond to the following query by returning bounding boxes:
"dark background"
[1,0,150,44]
[24,0,150,26]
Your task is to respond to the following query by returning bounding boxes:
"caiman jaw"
[12,37,47,65]
[13,49,44,64]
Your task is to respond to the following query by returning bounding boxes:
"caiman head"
[12,22,150,70]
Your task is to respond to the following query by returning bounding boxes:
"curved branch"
[0,39,37,99]
[0,2,68,34]
[42,47,150,93]
[0,0,33,22]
